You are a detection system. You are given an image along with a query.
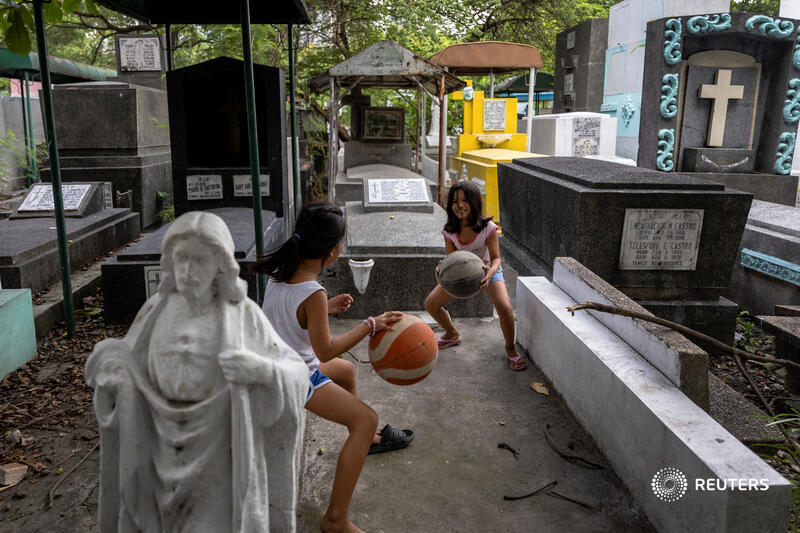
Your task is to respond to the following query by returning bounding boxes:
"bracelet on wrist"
[365,316,376,337]
[363,317,376,338]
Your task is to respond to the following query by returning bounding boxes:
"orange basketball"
[368,314,438,386]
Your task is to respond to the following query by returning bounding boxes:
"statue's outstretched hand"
[218,349,274,384]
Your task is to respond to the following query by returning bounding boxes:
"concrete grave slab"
[334,202,493,318]
[102,207,279,324]
[0,208,139,293]
[516,273,791,532]
[552,257,709,409]
[335,164,438,206]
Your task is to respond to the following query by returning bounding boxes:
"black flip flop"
[368,424,414,455]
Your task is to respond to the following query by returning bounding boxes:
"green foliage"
[730,0,780,16]
[155,190,174,224]
[735,310,761,354]
[0,129,31,194]
[158,204,175,224]
[0,1,103,56]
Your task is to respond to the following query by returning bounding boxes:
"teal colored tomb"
[0,289,37,379]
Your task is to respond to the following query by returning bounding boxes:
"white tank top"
[261,278,326,373]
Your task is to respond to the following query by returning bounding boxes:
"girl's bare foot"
[321,515,365,533]
[440,330,459,340]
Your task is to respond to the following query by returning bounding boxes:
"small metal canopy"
[309,40,466,206]
[428,41,545,152]
[95,0,310,24]
[427,41,544,75]
[310,40,465,95]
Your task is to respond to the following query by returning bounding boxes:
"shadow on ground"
[297,317,653,533]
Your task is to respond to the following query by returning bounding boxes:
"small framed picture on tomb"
[361,107,405,142]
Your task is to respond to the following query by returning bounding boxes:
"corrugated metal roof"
[0,48,117,83]
[309,41,465,94]
[96,0,311,24]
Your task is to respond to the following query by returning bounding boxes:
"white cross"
[699,69,744,147]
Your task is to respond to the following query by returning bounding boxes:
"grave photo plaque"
[361,107,405,142]
[117,36,161,72]
[618,208,704,270]
[483,100,507,131]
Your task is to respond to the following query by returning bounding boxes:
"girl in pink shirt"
[424,180,527,371]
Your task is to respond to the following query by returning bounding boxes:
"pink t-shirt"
[442,221,498,263]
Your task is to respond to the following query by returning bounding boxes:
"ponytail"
[250,236,302,282]
[250,201,346,282]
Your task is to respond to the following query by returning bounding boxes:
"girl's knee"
[350,403,378,435]
[424,294,438,313]
[496,302,514,320]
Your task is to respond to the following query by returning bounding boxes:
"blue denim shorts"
[307,368,332,402]
[489,266,504,285]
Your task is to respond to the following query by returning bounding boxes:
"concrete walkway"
[296,317,653,533]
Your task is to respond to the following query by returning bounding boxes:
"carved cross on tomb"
[699,69,744,147]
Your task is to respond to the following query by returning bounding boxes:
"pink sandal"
[508,353,527,371]
[437,336,461,348]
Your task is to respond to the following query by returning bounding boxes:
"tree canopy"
[0,1,625,80]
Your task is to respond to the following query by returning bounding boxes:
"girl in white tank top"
[251,202,413,533]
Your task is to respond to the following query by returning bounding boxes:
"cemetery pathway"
[0,272,655,532]
[297,316,653,532]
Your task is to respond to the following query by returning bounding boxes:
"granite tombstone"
[637,11,800,205]
[42,81,172,228]
[102,57,292,324]
[498,156,752,347]
[553,18,609,113]
[334,190,493,317]
[600,0,731,160]
[167,57,290,217]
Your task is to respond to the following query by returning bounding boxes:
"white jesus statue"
[86,211,309,532]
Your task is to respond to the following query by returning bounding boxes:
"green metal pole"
[33,0,74,337]
[288,23,300,216]
[19,76,30,186]
[24,71,38,183]
[240,0,267,303]
[165,24,173,71]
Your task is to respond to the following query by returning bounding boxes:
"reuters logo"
[651,467,688,502]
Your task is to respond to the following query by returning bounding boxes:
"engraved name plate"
[19,183,91,211]
[233,174,271,197]
[118,37,161,72]
[367,178,429,203]
[619,209,704,270]
[186,175,223,200]
[483,100,507,131]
